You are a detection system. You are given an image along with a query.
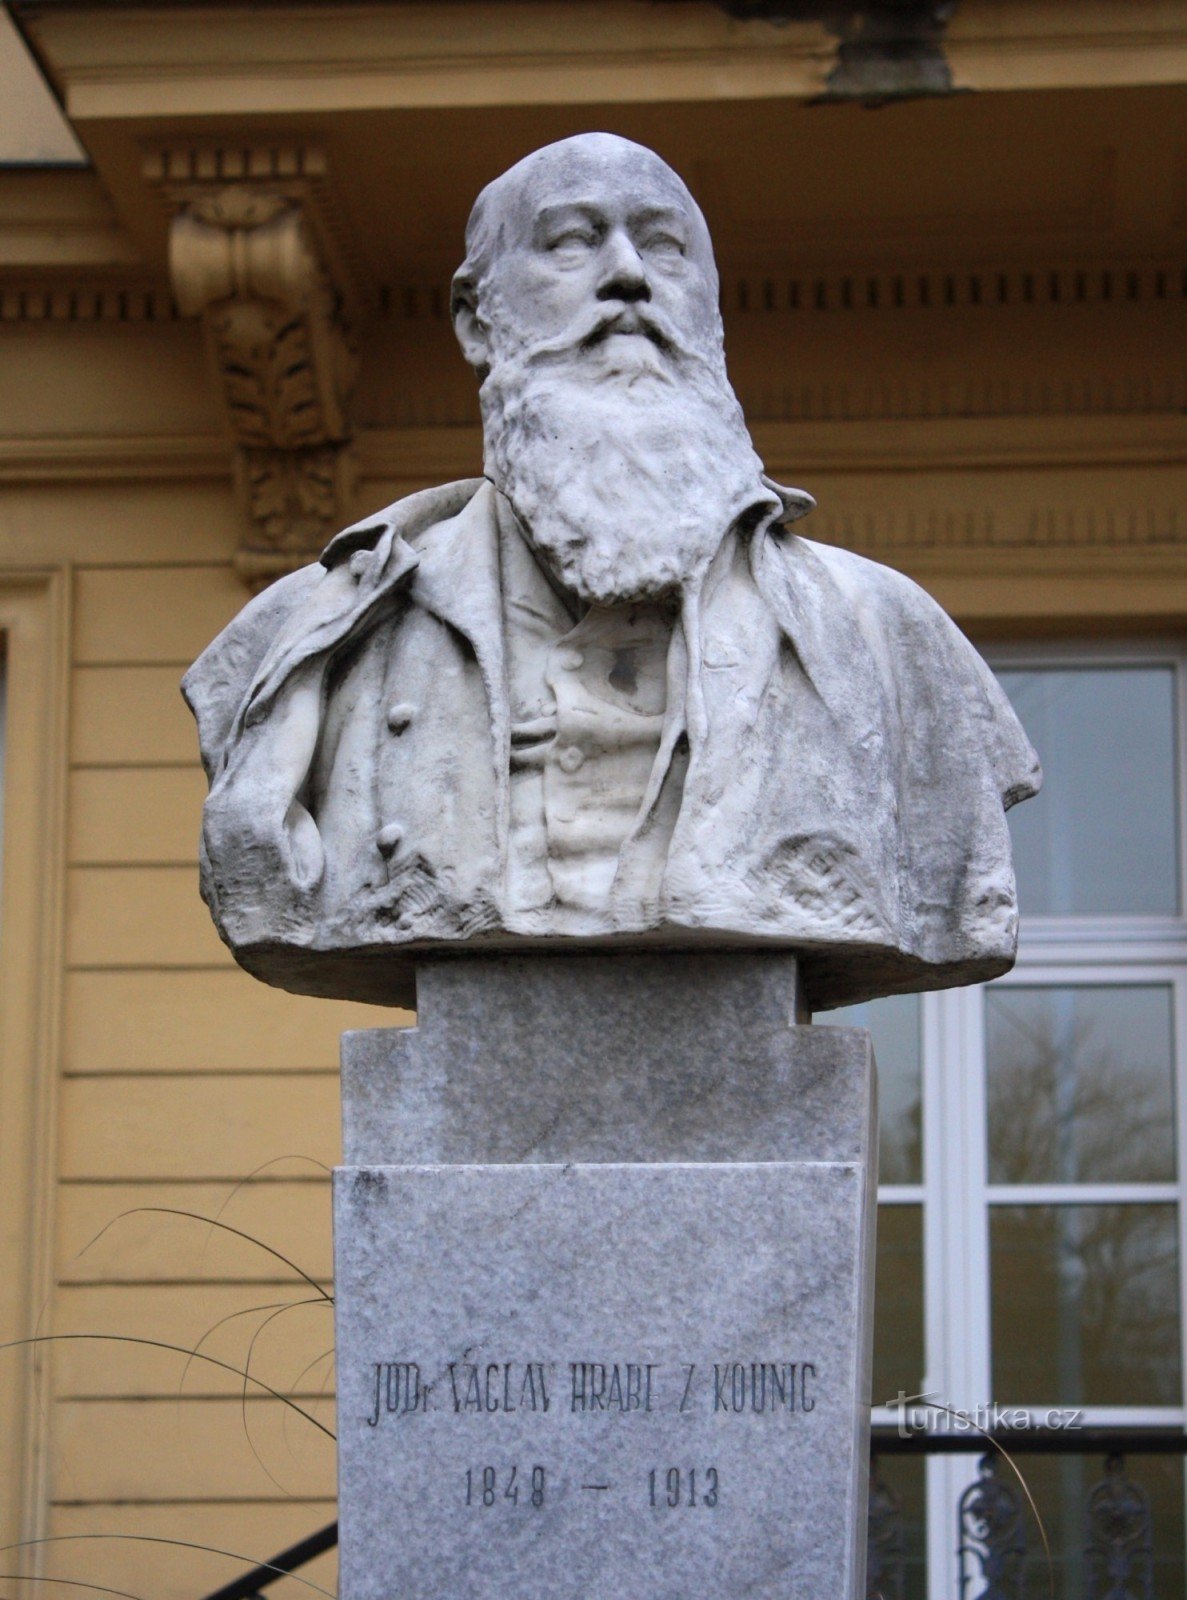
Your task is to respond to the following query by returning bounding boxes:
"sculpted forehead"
[468,133,710,259]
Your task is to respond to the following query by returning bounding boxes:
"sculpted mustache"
[514,304,697,367]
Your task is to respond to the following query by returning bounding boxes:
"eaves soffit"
[3,1,1186,288]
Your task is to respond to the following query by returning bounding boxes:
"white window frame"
[871,639,1187,1595]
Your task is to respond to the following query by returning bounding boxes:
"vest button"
[376,823,403,858]
[386,702,416,733]
[349,549,371,581]
[556,650,584,671]
[557,745,585,773]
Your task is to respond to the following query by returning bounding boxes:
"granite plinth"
[334,953,876,1600]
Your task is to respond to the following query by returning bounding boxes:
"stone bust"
[183,133,1040,1012]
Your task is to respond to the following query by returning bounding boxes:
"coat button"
[386,702,416,734]
[556,650,584,671]
[349,550,371,581]
[376,823,403,858]
[557,745,585,773]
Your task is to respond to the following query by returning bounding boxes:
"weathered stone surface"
[340,952,876,1167]
[336,1163,873,1600]
[333,956,876,1599]
[183,133,1040,1013]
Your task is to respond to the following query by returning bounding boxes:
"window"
[831,645,1187,1598]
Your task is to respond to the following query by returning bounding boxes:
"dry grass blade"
[283,1344,337,1454]
[0,1537,336,1598]
[237,1300,335,1494]
[179,1296,331,1398]
[885,1392,1055,1599]
[204,1156,333,1274]
[76,1208,333,1302]
[0,1335,335,1440]
[0,1577,148,1600]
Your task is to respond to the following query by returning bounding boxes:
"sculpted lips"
[581,306,672,355]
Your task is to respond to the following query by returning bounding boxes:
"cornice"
[0,433,227,481]
[17,5,829,118]
[6,411,1187,486]
[355,414,1187,483]
[0,170,141,272]
[15,1,1187,120]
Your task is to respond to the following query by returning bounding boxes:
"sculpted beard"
[479,305,774,605]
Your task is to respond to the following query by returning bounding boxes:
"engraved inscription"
[570,1362,656,1413]
[464,1465,546,1508]
[367,1361,429,1425]
[648,1468,719,1508]
[712,1362,816,1414]
[366,1357,819,1423]
[448,1361,552,1414]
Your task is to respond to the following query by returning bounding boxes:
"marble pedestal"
[334,952,876,1600]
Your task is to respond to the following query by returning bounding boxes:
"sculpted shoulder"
[785,532,1042,810]
[181,478,486,778]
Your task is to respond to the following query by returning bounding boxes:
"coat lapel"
[409,480,511,861]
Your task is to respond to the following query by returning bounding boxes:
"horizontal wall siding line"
[66,964,235,975]
[51,1497,336,1507]
[59,1074,342,1176]
[69,760,202,772]
[78,562,235,574]
[72,661,192,671]
[73,568,246,664]
[57,1278,333,1290]
[53,1396,336,1497]
[61,1068,340,1079]
[67,861,201,870]
[68,858,203,869]
[58,1176,330,1186]
[62,972,397,1073]
[57,1395,339,1408]
[73,657,197,670]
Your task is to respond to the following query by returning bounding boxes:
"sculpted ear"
[450,272,490,377]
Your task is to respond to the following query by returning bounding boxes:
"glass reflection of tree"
[988,995,1179,1407]
[880,1094,922,1187]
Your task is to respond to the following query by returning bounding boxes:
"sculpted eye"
[643,232,685,258]
[547,229,596,253]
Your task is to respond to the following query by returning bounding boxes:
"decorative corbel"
[150,147,361,586]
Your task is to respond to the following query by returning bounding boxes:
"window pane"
[997,667,1179,915]
[986,985,1176,1184]
[825,993,922,1183]
[873,1204,924,1408]
[990,1204,1181,1405]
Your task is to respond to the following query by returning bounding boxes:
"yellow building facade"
[2,3,1187,1594]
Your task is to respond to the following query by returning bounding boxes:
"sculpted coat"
[183,474,1040,1012]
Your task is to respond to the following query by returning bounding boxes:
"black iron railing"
[200,1520,337,1600]
[200,1429,1187,1599]
[868,1425,1187,1600]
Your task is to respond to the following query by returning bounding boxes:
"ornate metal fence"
[866,1426,1182,1600]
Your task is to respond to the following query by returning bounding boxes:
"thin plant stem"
[76,1208,332,1302]
[0,1536,335,1598]
[0,1335,335,1440]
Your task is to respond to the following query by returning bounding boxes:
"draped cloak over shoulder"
[182,479,1041,1012]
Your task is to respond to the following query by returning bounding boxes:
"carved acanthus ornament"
[155,151,360,585]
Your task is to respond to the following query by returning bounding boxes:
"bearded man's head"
[450,133,782,606]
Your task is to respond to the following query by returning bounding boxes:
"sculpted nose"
[596,231,650,304]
